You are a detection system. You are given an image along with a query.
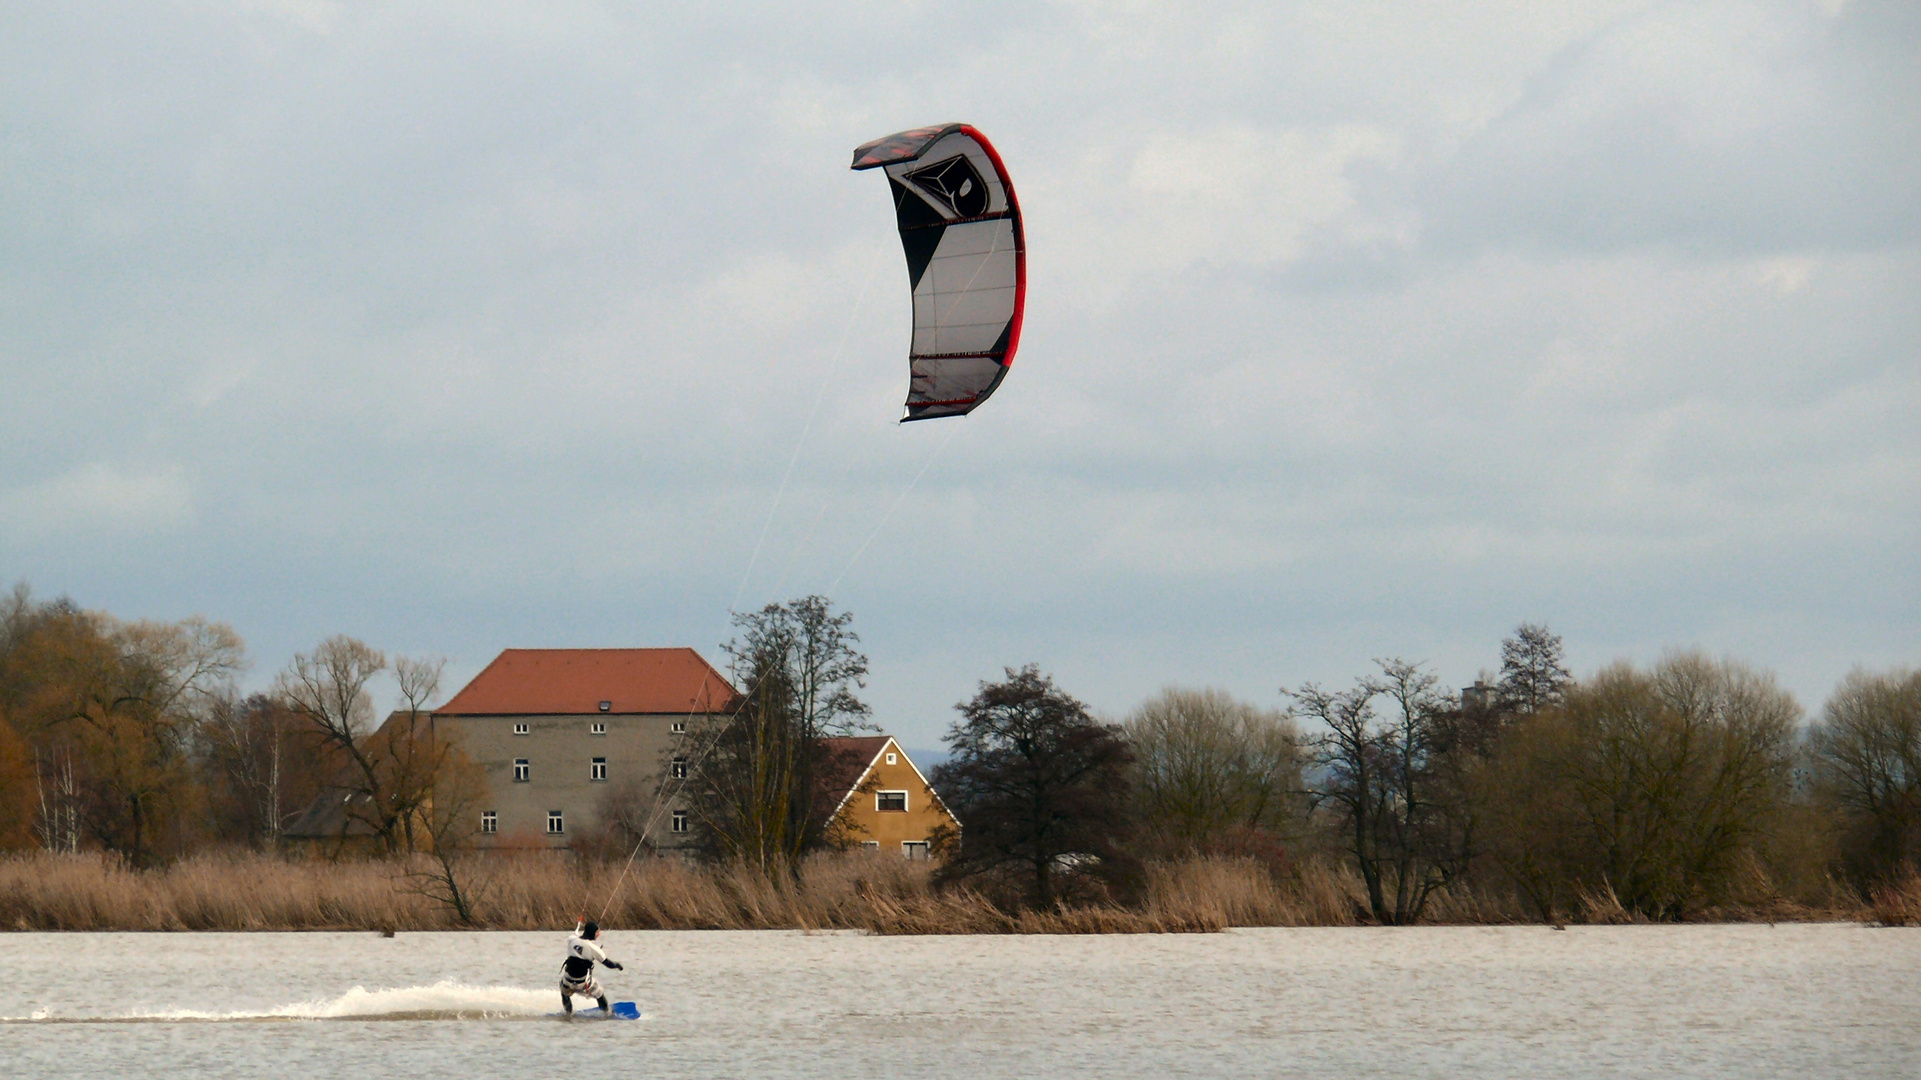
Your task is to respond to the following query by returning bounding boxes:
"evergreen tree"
[1497,623,1571,715]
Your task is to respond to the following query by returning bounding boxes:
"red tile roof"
[820,735,892,761]
[815,737,956,825]
[816,736,893,812]
[436,648,740,716]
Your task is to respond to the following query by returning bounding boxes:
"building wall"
[831,739,955,855]
[441,711,698,849]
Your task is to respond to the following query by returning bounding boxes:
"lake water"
[2,925,1916,1078]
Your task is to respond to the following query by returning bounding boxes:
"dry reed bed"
[1867,872,1921,927]
[0,852,1892,933]
[0,852,1334,932]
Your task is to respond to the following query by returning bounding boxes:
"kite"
[852,124,1025,421]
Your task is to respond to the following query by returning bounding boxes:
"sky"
[2,0,1916,747]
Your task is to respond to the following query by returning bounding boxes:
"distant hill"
[904,748,949,773]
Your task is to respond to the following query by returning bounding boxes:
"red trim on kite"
[959,124,1025,371]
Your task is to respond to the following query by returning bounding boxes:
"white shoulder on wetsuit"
[568,931,609,966]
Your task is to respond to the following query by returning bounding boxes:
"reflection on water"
[2,925,1917,1078]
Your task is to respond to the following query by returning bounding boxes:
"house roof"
[817,736,957,825]
[283,786,379,839]
[436,648,740,716]
[818,736,892,800]
[820,735,892,764]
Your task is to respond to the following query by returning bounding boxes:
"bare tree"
[933,665,1137,907]
[1481,652,1797,919]
[685,659,810,871]
[9,610,245,866]
[276,637,383,749]
[1807,667,1921,887]
[405,729,493,925]
[680,597,870,872]
[1371,658,1473,921]
[3,586,88,852]
[723,596,871,737]
[1289,679,1382,910]
[275,636,392,850]
[275,639,451,855]
[202,692,326,849]
[0,717,34,850]
[1290,658,1466,925]
[386,655,448,853]
[1125,686,1300,854]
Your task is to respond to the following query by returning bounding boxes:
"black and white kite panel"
[852,124,1026,422]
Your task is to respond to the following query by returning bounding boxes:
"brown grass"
[1,851,1222,933]
[0,851,1883,933]
[1867,871,1921,927]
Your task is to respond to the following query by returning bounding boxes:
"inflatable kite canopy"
[852,124,1025,421]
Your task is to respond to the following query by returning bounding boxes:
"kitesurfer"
[559,919,624,1017]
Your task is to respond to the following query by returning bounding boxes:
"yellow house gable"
[824,737,956,859]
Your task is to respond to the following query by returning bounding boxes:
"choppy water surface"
[2,925,1916,1078]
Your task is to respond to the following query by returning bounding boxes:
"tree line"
[673,599,1918,922]
[5,581,1916,926]
[941,628,1916,921]
[0,583,480,868]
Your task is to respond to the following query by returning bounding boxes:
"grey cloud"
[1423,0,1921,255]
[2,1,1915,743]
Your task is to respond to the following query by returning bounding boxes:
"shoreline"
[5,850,1904,934]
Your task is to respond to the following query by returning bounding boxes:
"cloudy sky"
[3,0,1915,745]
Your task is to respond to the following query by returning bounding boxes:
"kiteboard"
[561,1001,639,1021]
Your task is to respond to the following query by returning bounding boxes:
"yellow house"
[820,736,957,860]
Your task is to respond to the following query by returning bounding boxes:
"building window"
[514,759,529,782]
[861,841,880,851]
[902,841,930,860]
[670,756,688,779]
[886,752,897,765]
[547,811,564,834]
[481,811,497,834]
[876,790,907,812]
[671,721,686,734]
[670,810,689,834]
[590,722,606,735]
[591,757,607,782]
[513,723,529,736]
[598,700,611,712]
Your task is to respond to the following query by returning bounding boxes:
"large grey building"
[434,647,740,849]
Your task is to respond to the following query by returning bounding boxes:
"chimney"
[1462,679,1495,711]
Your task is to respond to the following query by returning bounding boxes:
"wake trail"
[2,980,648,1024]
